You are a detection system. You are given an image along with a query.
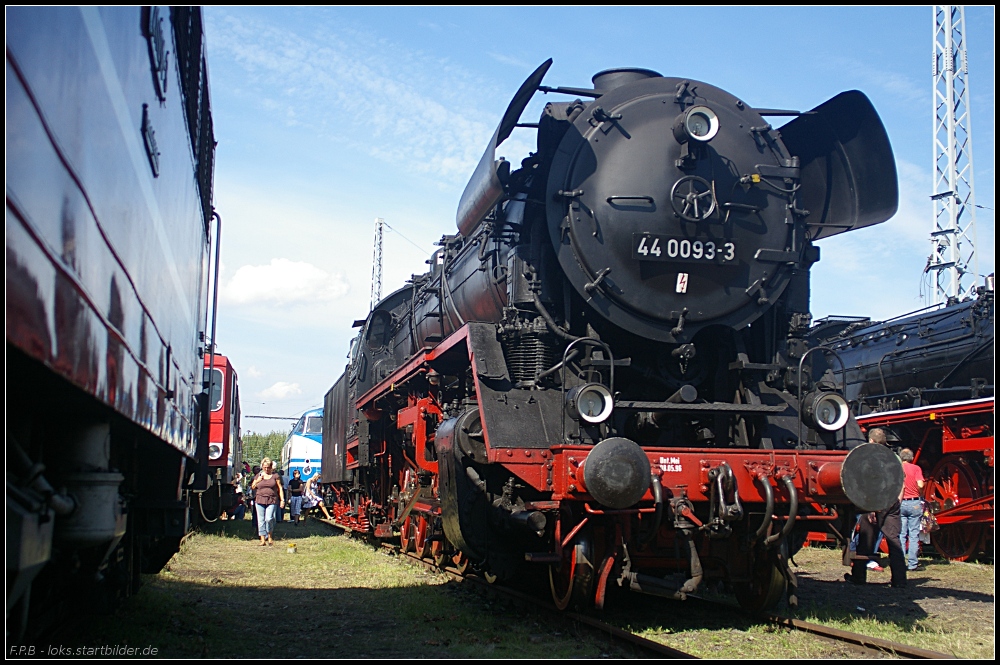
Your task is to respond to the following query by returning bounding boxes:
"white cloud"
[222,258,349,305]
[245,365,263,378]
[207,12,500,185]
[821,55,925,104]
[489,52,532,70]
[258,382,303,400]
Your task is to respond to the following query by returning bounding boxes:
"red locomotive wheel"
[593,554,617,611]
[400,515,416,553]
[549,532,594,611]
[431,539,448,568]
[926,456,984,561]
[452,551,470,575]
[414,515,432,559]
[734,555,785,612]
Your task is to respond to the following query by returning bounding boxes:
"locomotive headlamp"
[208,443,223,460]
[804,391,850,432]
[566,383,614,424]
[673,105,720,144]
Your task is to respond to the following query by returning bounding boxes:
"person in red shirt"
[899,448,925,571]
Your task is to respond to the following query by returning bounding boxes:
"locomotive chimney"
[592,67,662,91]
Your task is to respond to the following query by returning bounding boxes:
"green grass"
[67,521,638,658]
[593,545,993,659]
[63,522,993,659]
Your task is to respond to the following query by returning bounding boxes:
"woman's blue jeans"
[900,499,923,569]
[256,502,277,537]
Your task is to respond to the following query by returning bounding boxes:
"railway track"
[399,547,695,658]
[677,592,956,659]
[314,516,958,659]
[760,613,955,659]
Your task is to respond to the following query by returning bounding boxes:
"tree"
[242,431,288,468]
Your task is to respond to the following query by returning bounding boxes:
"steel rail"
[686,592,957,659]
[762,613,956,659]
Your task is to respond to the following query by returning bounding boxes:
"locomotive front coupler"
[706,462,743,538]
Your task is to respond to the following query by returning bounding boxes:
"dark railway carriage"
[320,61,906,611]
[7,7,216,637]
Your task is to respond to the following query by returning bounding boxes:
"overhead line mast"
[370,217,384,311]
[926,5,979,305]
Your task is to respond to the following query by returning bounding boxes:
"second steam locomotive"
[321,61,905,610]
[811,284,994,561]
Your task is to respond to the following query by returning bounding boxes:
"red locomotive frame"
[857,397,994,560]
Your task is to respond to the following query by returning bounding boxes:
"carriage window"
[203,368,224,411]
[305,417,323,435]
[292,416,305,435]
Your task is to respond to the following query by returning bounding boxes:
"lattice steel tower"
[926,5,979,304]
[370,217,384,311]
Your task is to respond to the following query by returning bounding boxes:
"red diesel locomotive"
[198,353,244,520]
[321,61,905,611]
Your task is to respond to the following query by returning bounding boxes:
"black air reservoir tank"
[411,204,523,344]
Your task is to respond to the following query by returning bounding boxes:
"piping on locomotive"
[320,61,905,611]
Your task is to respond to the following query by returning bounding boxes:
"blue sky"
[201,6,995,427]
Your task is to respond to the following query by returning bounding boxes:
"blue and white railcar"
[281,408,323,483]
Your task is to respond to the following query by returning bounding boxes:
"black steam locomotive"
[810,285,994,413]
[321,60,904,611]
[7,7,218,638]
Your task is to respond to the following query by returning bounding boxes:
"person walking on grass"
[288,469,305,525]
[251,457,284,546]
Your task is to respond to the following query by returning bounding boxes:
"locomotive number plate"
[632,234,736,263]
